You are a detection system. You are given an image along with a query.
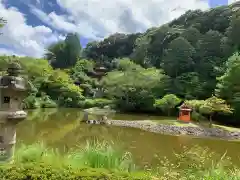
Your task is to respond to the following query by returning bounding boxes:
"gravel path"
[108,120,240,140]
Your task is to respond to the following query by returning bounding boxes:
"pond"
[16,108,240,167]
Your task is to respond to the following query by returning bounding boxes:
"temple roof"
[179,103,192,111]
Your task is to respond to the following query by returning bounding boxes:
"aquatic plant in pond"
[68,140,136,171]
[14,143,64,166]
[14,141,136,172]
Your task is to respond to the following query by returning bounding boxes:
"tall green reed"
[14,140,136,172]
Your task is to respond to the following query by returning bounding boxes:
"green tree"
[173,72,205,99]
[216,52,240,119]
[185,99,205,112]
[194,30,224,98]
[65,33,82,66]
[196,30,223,67]
[45,41,68,69]
[181,27,202,47]
[70,59,96,97]
[83,33,139,61]
[198,96,232,127]
[101,66,168,112]
[116,58,142,71]
[71,59,94,73]
[161,37,195,77]
[131,25,182,68]
[0,56,85,108]
[154,94,181,116]
[130,33,150,67]
[227,11,240,50]
[45,33,81,69]
[41,69,84,107]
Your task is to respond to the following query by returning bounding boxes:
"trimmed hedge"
[78,98,114,109]
[0,163,152,180]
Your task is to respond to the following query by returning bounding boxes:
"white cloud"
[0,1,62,57]
[55,0,209,38]
[228,0,238,5]
[30,6,102,40]
[0,0,212,57]
[0,48,25,57]
[30,0,209,40]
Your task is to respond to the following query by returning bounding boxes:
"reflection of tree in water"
[176,135,193,147]
[26,108,42,121]
[39,108,59,122]
[17,109,84,145]
[56,124,128,151]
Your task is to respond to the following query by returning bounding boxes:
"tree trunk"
[167,109,171,116]
[209,115,213,128]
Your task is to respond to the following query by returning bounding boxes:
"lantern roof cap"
[8,62,21,69]
[7,61,22,76]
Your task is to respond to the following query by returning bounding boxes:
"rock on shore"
[109,120,240,140]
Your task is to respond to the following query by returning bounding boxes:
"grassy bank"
[0,142,240,179]
[150,119,240,132]
[1,141,151,180]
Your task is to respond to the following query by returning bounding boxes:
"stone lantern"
[0,62,28,163]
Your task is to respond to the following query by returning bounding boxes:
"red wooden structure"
[178,104,192,123]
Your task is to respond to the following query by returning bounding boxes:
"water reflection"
[16,108,240,167]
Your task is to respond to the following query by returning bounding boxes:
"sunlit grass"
[148,119,198,127]
[14,143,65,167]
[213,124,240,132]
[4,142,240,179]
[149,119,240,132]
[152,145,240,180]
[14,141,136,172]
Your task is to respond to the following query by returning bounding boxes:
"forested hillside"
[1,2,240,125]
[82,3,240,99]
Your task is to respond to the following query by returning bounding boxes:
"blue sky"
[209,0,228,7]
[0,0,233,57]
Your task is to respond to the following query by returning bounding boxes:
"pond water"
[16,108,240,167]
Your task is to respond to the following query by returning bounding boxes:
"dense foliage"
[45,33,82,69]
[1,143,239,180]
[1,3,240,125]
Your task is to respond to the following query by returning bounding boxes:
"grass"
[153,145,240,179]
[1,141,240,179]
[14,141,136,172]
[9,141,153,179]
[213,124,240,132]
[150,119,240,132]
[149,119,199,127]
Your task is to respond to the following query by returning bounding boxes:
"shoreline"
[109,120,240,140]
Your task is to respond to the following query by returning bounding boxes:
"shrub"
[40,96,58,108]
[22,94,41,109]
[79,98,114,109]
[154,94,181,116]
[0,163,145,180]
